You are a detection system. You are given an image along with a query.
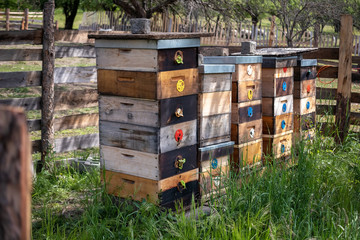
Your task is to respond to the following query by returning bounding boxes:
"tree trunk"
[40,0,55,172]
[313,23,320,47]
[63,0,80,30]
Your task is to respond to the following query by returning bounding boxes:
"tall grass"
[32,131,360,239]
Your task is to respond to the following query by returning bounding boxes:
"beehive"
[90,32,211,208]
[204,55,263,169]
[293,59,317,140]
[260,55,297,159]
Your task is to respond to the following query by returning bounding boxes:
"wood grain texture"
[199,113,231,144]
[0,97,41,111]
[158,168,198,192]
[262,95,293,116]
[231,100,262,123]
[158,68,198,99]
[200,73,232,93]
[263,132,292,158]
[293,96,316,115]
[55,45,96,58]
[159,95,197,127]
[99,120,197,154]
[232,80,262,103]
[262,67,294,82]
[294,112,316,132]
[231,119,262,144]
[233,139,262,168]
[99,121,159,153]
[159,145,197,180]
[275,77,293,97]
[0,106,31,240]
[54,133,99,153]
[0,29,42,45]
[0,49,42,61]
[103,170,160,203]
[294,66,317,81]
[97,70,157,99]
[158,47,197,71]
[160,180,199,209]
[263,113,294,135]
[99,95,159,127]
[27,113,98,132]
[293,79,315,98]
[0,71,41,88]
[54,89,98,111]
[199,91,231,116]
[96,48,158,71]
[54,66,97,84]
[100,145,159,180]
[262,58,297,68]
[232,63,262,82]
[335,15,353,143]
[159,120,197,153]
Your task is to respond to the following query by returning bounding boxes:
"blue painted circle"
[306,101,310,109]
[211,158,218,169]
[307,134,311,140]
[281,144,285,153]
[248,107,253,117]
[282,81,287,91]
[281,120,286,129]
[282,103,287,112]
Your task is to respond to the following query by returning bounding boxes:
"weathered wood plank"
[294,79,316,98]
[199,113,231,144]
[199,91,231,117]
[96,48,158,72]
[55,89,98,110]
[316,88,360,103]
[293,96,316,115]
[0,49,42,61]
[233,139,262,167]
[54,66,97,83]
[199,73,232,93]
[263,113,294,135]
[232,63,262,82]
[0,29,42,45]
[233,80,262,102]
[262,95,293,116]
[0,97,41,110]
[27,113,99,132]
[303,48,339,60]
[54,133,99,153]
[263,132,292,159]
[55,30,97,44]
[0,71,41,88]
[55,45,96,58]
[231,119,262,144]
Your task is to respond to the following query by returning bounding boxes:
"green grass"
[31,130,360,239]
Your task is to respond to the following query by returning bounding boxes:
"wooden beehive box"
[90,32,213,208]
[233,139,263,168]
[198,141,234,198]
[198,64,234,147]
[263,131,293,159]
[293,59,317,99]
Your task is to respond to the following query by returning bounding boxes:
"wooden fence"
[0,9,46,30]
[79,11,360,55]
[0,30,98,155]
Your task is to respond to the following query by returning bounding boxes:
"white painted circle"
[247,65,253,76]
[214,176,221,187]
[249,128,255,138]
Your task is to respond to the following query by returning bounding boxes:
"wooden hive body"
[293,59,317,142]
[91,33,212,208]
[208,55,264,169]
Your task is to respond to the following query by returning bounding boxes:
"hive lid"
[297,59,317,67]
[88,32,214,40]
[203,55,263,65]
[199,141,235,152]
[249,47,318,57]
[199,64,235,74]
[89,32,214,49]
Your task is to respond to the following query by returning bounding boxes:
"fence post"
[5,8,10,31]
[0,106,31,240]
[335,15,353,144]
[40,0,55,171]
[24,8,28,30]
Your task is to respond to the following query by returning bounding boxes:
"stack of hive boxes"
[293,59,317,140]
[91,33,207,208]
[198,63,235,198]
[204,55,263,169]
[261,55,297,159]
